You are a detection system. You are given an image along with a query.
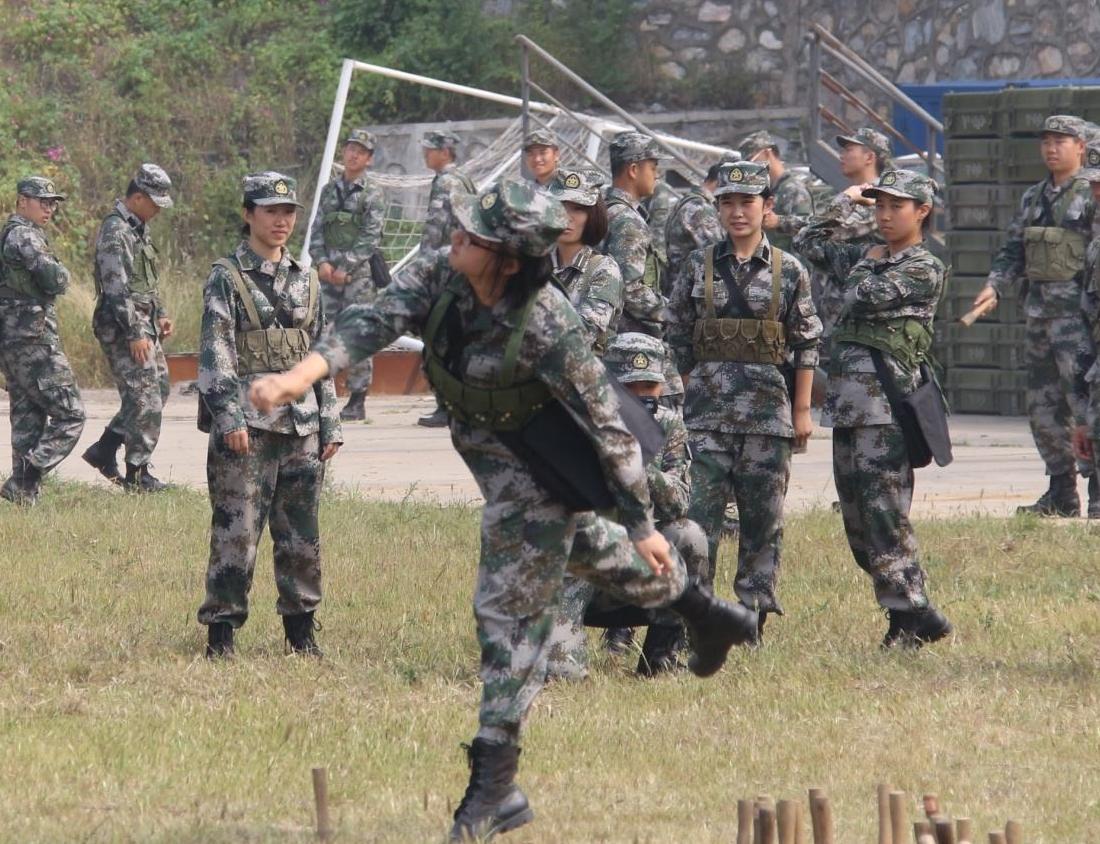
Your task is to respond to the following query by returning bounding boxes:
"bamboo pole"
[311,766,332,841]
[889,791,908,843]
[737,799,755,844]
[777,799,797,844]
[878,785,893,844]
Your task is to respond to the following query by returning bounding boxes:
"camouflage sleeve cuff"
[213,403,246,436]
[313,338,351,383]
[623,513,657,543]
[793,348,819,369]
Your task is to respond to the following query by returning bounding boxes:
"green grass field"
[0,482,1097,842]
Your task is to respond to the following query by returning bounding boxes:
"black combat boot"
[1088,474,1100,519]
[449,739,533,841]
[1,459,41,506]
[669,580,758,677]
[82,428,124,483]
[283,611,322,656]
[205,622,235,658]
[602,626,635,654]
[636,623,685,677]
[1016,472,1080,517]
[123,463,168,493]
[417,404,449,428]
[882,605,953,650]
[339,390,367,421]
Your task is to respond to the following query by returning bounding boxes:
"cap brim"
[451,192,502,243]
[615,370,665,384]
[38,193,66,201]
[1080,167,1100,182]
[835,135,864,148]
[552,187,599,206]
[252,197,304,208]
[345,139,375,151]
[148,193,174,209]
[862,186,928,202]
[714,185,767,197]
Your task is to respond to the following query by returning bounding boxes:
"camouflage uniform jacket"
[643,180,677,265]
[770,171,815,249]
[988,175,1094,319]
[602,186,666,337]
[419,163,476,254]
[0,213,70,346]
[794,194,881,269]
[307,173,385,280]
[199,241,341,442]
[1084,238,1100,333]
[794,226,945,427]
[667,235,822,442]
[650,404,691,524]
[93,200,165,342]
[665,186,723,281]
[551,245,624,354]
[313,249,656,539]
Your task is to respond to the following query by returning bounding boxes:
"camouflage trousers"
[1025,315,1094,477]
[543,516,709,681]
[832,424,929,611]
[687,436,791,614]
[323,282,373,393]
[459,435,686,744]
[197,429,324,627]
[0,341,85,474]
[97,332,170,466]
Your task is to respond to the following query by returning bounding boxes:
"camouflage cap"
[17,175,66,201]
[1081,139,1100,182]
[523,129,559,149]
[738,130,781,159]
[604,332,666,384]
[835,127,892,159]
[134,163,173,208]
[420,130,461,151]
[242,171,303,207]
[713,160,771,197]
[452,178,569,257]
[861,168,938,205]
[345,127,377,151]
[608,131,672,168]
[549,169,604,206]
[1041,114,1087,139]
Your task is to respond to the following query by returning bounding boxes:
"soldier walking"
[83,164,175,491]
[973,115,1097,517]
[0,177,85,505]
[198,172,342,658]
[308,127,385,422]
[738,130,815,252]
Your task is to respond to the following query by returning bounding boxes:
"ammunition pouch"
[235,327,312,375]
[1023,226,1086,283]
[322,210,362,251]
[832,317,933,371]
[0,224,49,301]
[129,241,160,295]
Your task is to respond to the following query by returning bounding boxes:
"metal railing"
[807,24,943,189]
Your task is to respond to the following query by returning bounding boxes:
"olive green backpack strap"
[213,257,263,331]
[499,289,542,389]
[422,274,465,352]
[302,268,320,333]
[703,245,716,319]
[768,247,784,321]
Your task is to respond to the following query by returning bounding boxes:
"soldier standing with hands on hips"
[309,127,385,422]
[83,164,175,491]
[0,177,85,505]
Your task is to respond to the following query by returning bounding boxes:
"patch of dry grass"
[0,486,1096,842]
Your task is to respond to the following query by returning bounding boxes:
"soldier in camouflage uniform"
[548,168,623,354]
[308,127,385,422]
[249,179,757,842]
[668,162,822,638]
[0,177,85,505]
[973,115,1097,517]
[1077,140,1100,517]
[544,332,712,680]
[796,169,952,648]
[417,130,477,428]
[82,164,175,492]
[738,130,815,252]
[642,176,677,270]
[795,128,889,341]
[664,160,726,293]
[198,172,342,658]
[522,128,560,187]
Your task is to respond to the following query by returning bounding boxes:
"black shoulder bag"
[868,349,953,469]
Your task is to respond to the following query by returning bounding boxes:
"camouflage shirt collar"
[690,185,714,202]
[234,241,297,277]
[606,186,640,210]
[714,233,773,266]
[7,213,39,231]
[340,171,368,190]
[871,241,926,265]
[440,163,457,175]
[113,199,146,235]
[552,244,593,275]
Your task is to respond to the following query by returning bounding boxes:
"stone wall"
[636,0,1100,106]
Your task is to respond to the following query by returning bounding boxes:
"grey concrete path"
[0,388,1081,518]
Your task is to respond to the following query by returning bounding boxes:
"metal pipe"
[514,34,706,177]
[520,43,532,180]
[301,58,354,265]
[820,70,932,162]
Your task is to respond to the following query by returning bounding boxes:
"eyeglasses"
[34,198,60,211]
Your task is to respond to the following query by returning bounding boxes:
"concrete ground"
[1,387,1087,518]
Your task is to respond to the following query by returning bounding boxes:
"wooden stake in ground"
[956,818,973,844]
[934,817,957,844]
[914,821,935,844]
[808,790,834,844]
[889,790,908,843]
[776,799,797,844]
[878,784,893,844]
[1004,820,1022,844]
[311,766,332,840]
[794,800,806,844]
[988,833,1007,844]
[758,805,778,844]
[738,798,755,844]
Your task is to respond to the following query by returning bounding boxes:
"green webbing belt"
[832,317,934,371]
